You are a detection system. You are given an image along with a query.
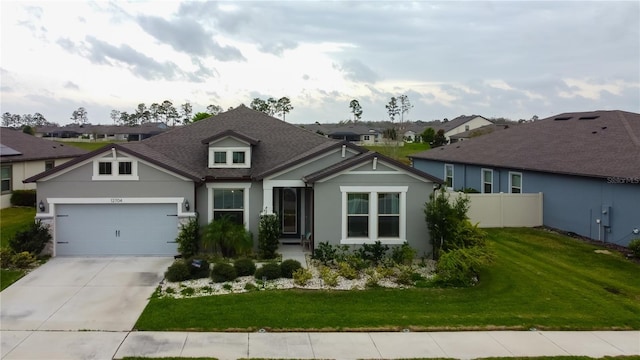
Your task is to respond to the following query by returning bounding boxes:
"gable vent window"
[119,161,132,175]
[578,116,600,120]
[93,156,139,181]
[554,117,572,121]
[98,162,112,175]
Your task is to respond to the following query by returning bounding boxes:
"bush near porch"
[137,227,640,331]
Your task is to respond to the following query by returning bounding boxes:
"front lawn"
[136,228,640,331]
[1,207,36,248]
[0,207,36,290]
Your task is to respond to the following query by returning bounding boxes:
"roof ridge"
[616,111,640,147]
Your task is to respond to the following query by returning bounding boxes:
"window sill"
[91,175,139,181]
[340,238,406,245]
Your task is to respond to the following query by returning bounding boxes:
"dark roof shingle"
[410,110,640,179]
[0,128,87,163]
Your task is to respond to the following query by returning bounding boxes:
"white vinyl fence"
[447,192,543,228]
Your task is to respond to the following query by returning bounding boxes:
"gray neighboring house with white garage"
[410,110,640,247]
[26,105,441,257]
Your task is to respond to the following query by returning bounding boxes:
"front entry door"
[281,188,298,236]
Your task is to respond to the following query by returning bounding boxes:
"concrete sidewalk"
[2,330,638,359]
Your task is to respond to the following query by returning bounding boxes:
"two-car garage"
[54,203,180,256]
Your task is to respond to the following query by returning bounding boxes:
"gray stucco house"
[410,110,640,247]
[26,105,441,256]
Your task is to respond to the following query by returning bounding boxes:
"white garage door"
[55,204,179,256]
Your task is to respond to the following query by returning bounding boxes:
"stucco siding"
[313,172,433,256]
[209,137,248,147]
[36,161,193,205]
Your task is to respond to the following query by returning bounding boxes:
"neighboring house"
[449,123,511,143]
[434,115,493,142]
[0,128,87,208]
[410,110,640,247]
[26,105,441,256]
[35,123,168,142]
[326,125,382,145]
[402,124,429,142]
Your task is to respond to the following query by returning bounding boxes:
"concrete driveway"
[0,257,173,331]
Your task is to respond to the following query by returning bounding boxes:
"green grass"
[1,207,36,248]
[136,228,640,332]
[1,207,35,290]
[364,142,429,165]
[57,141,121,151]
[0,269,25,291]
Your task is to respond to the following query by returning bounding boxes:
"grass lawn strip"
[136,228,640,331]
[364,142,429,164]
[0,207,36,290]
[57,140,122,151]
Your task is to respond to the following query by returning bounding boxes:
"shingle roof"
[0,128,87,163]
[436,115,489,132]
[36,123,168,135]
[410,110,640,179]
[449,124,511,139]
[127,105,344,180]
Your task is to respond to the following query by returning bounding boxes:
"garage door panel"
[56,204,179,256]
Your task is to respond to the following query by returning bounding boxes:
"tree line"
[249,97,293,121]
[2,112,56,128]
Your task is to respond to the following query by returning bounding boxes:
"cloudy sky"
[1,1,638,125]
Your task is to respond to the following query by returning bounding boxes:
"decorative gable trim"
[201,130,260,145]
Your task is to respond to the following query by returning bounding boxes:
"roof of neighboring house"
[449,123,511,140]
[327,125,381,136]
[410,110,640,179]
[0,128,87,163]
[436,115,490,133]
[35,122,168,135]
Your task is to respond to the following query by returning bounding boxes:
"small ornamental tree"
[424,188,470,260]
[176,218,200,258]
[258,213,280,259]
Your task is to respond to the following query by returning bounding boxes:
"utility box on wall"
[601,205,611,227]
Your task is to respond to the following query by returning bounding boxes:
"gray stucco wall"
[313,172,433,257]
[413,159,640,246]
[36,161,194,208]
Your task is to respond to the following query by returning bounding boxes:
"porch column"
[262,182,274,214]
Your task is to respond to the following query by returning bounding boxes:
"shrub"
[258,213,280,259]
[211,262,237,283]
[203,216,253,258]
[293,268,313,286]
[244,282,257,291]
[9,220,52,255]
[186,257,210,279]
[10,190,36,207]
[446,220,487,251]
[180,287,195,296]
[629,239,640,258]
[337,261,358,280]
[344,254,369,271]
[11,251,36,269]
[313,242,337,264]
[391,242,417,265]
[319,266,338,287]
[436,246,494,287]
[165,260,191,282]
[424,189,470,260]
[280,259,302,278]
[176,218,200,258]
[376,265,395,278]
[357,241,389,265]
[254,262,281,280]
[234,258,257,276]
[396,265,415,285]
[0,248,14,268]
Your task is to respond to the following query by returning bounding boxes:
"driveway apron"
[0,257,172,331]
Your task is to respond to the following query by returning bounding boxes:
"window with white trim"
[92,155,139,180]
[341,186,407,244]
[213,189,244,225]
[444,164,454,189]
[1,165,12,194]
[45,160,55,171]
[482,169,493,193]
[509,172,522,193]
[208,147,251,168]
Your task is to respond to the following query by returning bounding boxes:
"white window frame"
[208,147,251,168]
[481,168,493,194]
[1,164,12,194]
[92,155,139,181]
[444,164,454,190]
[206,183,252,229]
[509,172,522,193]
[340,186,407,245]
